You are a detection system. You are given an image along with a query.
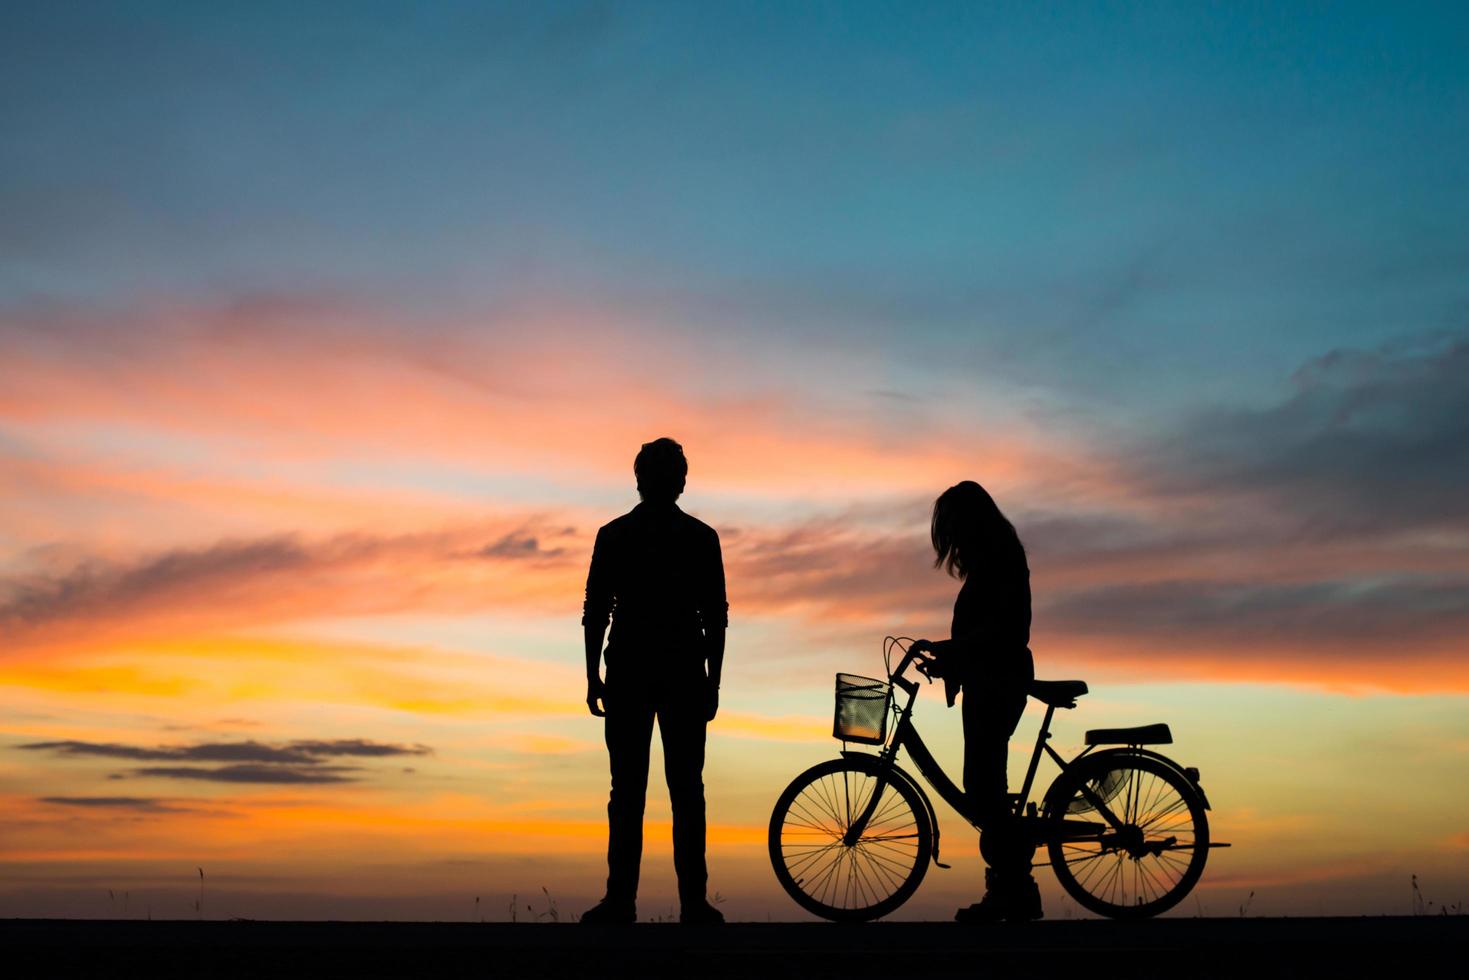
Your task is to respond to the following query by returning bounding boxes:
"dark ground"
[5,917,1463,979]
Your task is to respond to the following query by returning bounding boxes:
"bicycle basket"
[833,673,892,745]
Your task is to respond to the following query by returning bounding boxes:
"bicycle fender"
[1078,747,1212,810]
[839,751,950,869]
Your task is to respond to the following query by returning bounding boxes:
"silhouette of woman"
[908,481,1041,922]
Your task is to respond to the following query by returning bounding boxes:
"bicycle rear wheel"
[1043,752,1209,918]
[769,756,932,922]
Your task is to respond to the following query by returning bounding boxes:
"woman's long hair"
[930,480,1025,579]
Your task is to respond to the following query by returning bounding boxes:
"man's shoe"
[679,899,725,925]
[579,898,636,925]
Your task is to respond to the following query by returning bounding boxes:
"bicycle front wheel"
[1043,752,1209,918]
[768,756,932,922]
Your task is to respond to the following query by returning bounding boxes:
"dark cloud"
[23,740,193,762]
[21,740,307,764]
[0,537,311,631]
[474,532,567,560]
[0,526,576,639]
[132,765,357,784]
[289,739,432,759]
[725,523,947,618]
[720,475,1468,677]
[20,737,430,787]
[1144,330,1469,534]
[1019,511,1200,564]
[39,796,187,812]
[995,331,1469,669]
[866,388,919,402]
[20,738,430,765]
[1040,574,1469,648]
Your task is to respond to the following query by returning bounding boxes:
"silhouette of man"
[580,437,727,925]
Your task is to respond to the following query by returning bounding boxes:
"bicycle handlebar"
[886,638,937,693]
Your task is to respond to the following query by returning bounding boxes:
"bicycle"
[768,637,1228,921]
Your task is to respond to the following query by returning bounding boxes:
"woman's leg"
[959,684,1039,920]
[961,685,1026,820]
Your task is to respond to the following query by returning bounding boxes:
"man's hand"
[705,678,719,722]
[586,676,607,717]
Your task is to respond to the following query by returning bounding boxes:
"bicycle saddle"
[1085,723,1172,745]
[1029,679,1088,708]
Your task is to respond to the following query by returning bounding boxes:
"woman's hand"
[909,638,945,677]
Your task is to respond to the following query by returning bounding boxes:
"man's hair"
[634,437,688,503]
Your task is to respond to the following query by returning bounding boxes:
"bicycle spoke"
[815,774,848,825]
[811,845,846,904]
[789,797,837,834]
[852,850,873,907]
[866,788,909,826]
[786,852,838,886]
[781,814,839,834]
[1139,795,1191,832]
[1057,847,1112,871]
[791,787,837,830]
[1078,850,1114,892]
[864,845,908,893]
[857,843,915,877]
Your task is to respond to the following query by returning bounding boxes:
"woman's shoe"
[954,894,1008,923]
[955,869,1009,923]
[954,869,1044,923]
[1004,877,1043,921]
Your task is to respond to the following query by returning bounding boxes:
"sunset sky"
[3,1,1468,920]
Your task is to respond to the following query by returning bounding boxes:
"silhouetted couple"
[580,438,1037,924]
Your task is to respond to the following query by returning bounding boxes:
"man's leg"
[657,683,709,909]
[604,686,656,906]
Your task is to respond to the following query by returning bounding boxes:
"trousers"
[602,672,709,904]
[961,680,1032,877]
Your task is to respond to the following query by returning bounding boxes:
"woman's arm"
[927,566,1032,670]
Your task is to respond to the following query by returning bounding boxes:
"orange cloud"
[0,789,763,865]
[5,297,1468,697]
[6,512,1467,696]
[1,525,585,654]
[0,299,1108,520]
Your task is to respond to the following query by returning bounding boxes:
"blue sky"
[6,2,1466,402]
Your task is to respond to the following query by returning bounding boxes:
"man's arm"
[582,527,613,717]
[701,529,728,719]
[584,621,607,716]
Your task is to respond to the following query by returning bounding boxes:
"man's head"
[634,437,687,504]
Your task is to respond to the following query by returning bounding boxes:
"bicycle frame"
[843,646,1134,858]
